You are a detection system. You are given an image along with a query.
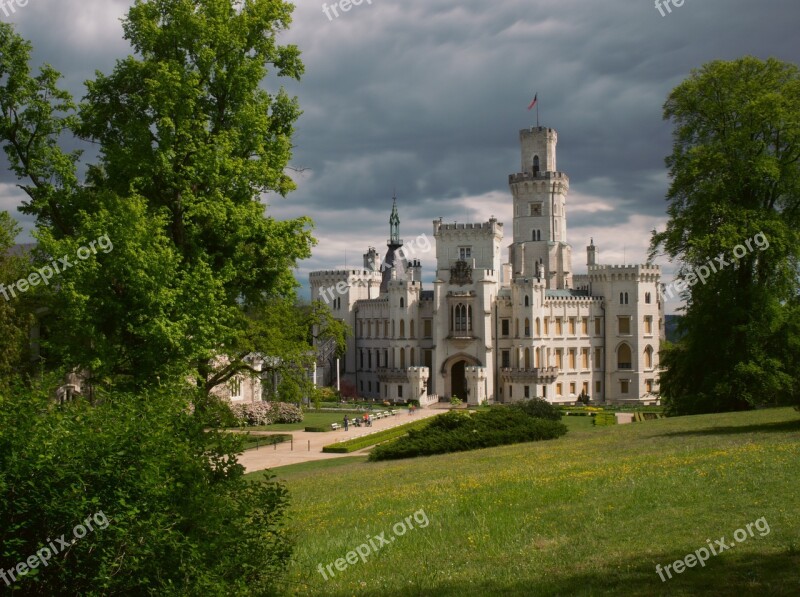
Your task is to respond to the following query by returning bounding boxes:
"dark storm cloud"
[1,0,799,312]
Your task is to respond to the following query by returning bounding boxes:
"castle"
[310,126,662,406]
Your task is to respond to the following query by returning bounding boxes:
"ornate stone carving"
[450,260,472,286]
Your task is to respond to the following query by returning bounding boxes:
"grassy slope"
[276,407,800,596]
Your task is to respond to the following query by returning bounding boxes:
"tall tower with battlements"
[507,127,573,289]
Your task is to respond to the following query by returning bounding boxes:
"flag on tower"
[527,93,538,110]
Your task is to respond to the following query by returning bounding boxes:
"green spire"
[389,194,401,246]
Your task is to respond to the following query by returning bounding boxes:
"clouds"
[2,0,798,314]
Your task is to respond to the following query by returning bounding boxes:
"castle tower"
[508,126,572,289]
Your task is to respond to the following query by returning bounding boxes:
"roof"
[545,289,592,299]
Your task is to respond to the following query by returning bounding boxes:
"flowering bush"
[228,402,304,426]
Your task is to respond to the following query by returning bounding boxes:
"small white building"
[310,125,663,406]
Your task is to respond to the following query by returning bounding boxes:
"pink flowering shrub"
[228,401,303,426]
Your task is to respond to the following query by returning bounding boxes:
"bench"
[383,411,391,418]
[391,409,399,416]
[330,423,341,431]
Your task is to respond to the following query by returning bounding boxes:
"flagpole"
[536,98,539,127]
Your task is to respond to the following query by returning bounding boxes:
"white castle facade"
[310,126,663,406]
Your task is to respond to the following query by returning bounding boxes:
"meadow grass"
[273,407,800,596]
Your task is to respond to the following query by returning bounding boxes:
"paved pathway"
[239,407,445,473]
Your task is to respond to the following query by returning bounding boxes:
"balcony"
[500,367,558,383]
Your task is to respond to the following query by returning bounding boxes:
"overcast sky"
[1,0,798,313]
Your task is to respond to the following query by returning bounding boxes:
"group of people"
[342,413,373,430]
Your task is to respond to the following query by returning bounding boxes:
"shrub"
[304,426,328,432]
[369,408,567,461]
[228,402,304,427]
[322,417,436,453]
[450,396,462,405]
[594,413,617,426]
[0,382,292,595]
[511,397,562,421]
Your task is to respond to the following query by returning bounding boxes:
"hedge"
[322,417,438,453]
[369,409,567,461]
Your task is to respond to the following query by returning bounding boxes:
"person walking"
[343,415,349,431]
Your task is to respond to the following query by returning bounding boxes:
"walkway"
[239,406,446,473]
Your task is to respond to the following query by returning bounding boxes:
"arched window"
[410,348,415,366]
[645,292,651,304]
[533,155,540,175]
[391,320,395,338]
[452,304,470,333]
[400,297,405,308]
[535,318,541,337]
[524,348,531,369]
[617,344,632,370]
[399,319,405,338]
[534,348,540,368]
[537,230,541,241]
[515,318,519,337]
[644,345,653,369]
[410,320,416,338]
[400,348,406,369]
[524,318,530,337]
[524,295,530,306]
[619,292,629,305]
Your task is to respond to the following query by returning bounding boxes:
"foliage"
[0,211,34,387]
[339,380,357,399]
[322,417,437,453]
[0,381,292,595]
[0,1,312,393]
[577,390,590,405]
[369,408,567,461]
[650,57,800,414]
[449,396,462,405]
[510,397,562,421]
[230,401,304,427]
[593,413,617,426]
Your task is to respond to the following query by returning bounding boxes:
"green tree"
[650,57,800,414]
[0,211,34,387]
[0,0,312,392]
[0,380,291,595]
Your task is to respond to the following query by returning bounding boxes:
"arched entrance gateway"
[442,355,482,401]
[451,360,467,400]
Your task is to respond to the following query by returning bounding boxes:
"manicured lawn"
[273,407,800,596]
[231,411,370,432]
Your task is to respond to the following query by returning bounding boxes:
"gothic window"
[533,155,540,175]
[410,320,416,338]
[524,318,530,337]
[644,345,653,369]
[535,318,541,337]
[524,295,530,306]
[451,303,472,333]
[619,292,629,305]
[400,297,405,308]
[645,292,651,304]
[617,344,632,370]
[399,319,405,338]
[524,348,531,369]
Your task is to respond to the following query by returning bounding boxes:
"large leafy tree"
[650,57,800,414]
[0,211,34,386]
[0,0,313,392]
